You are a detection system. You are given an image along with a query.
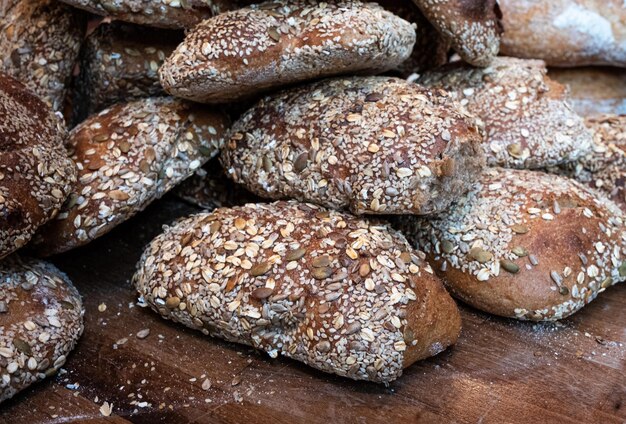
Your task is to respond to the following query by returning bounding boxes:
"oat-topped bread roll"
[222,76,484,215]
[58,0,249,29]
[159,0,417,103]
[0,74,76,260]
[499,0,626,67]
[0,0,86,112]
[75,22,184,121]
[547,115,626,212]
[175,157,261,211]
[0,256,84,403]
[133,201,461,383]
[396,168,626,321]
[31,97,229,256]
[417,57,593,169]
[411,0,501,67]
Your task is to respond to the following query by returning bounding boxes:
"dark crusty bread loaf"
[0,256,84,403]
[74,22,184,121]
[411,0,501,67]
[159,0,417,103]
[222,76,484,215]
[417,57,593,169]
[133,200,461,383]
[499,0,626,67]
[547,115,626,212]
[395,168,626,321]
[175,157,261,211]
[0,73,76,259]
[0,0,86,112]
[30,97,229,256]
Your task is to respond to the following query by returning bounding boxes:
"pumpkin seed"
[469,247,492,263]
[13,338,31,356]
[312,267,333,280]
[285,248,306,261]
[500,260,519,274]
[511,246,528,257]
[441,240,454,254]
[250,262,272,277]
[251,287,273,300]
[511,224,529,234]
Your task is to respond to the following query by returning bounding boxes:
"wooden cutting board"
[1,197,624,423]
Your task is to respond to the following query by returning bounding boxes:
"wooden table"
[1,197,624,423]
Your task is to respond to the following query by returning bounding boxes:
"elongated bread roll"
[133,201,461,383]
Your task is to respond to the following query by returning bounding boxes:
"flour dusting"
[553,4,615,54]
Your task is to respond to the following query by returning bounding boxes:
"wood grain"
[1,196,624,423]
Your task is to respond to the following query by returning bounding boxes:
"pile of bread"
[0,0,624,400]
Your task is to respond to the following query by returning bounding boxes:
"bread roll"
[411,0,501,67]
[175,157,261,211]
[417,57,593,169]
[547,115,626,212]
[30,97,229,256]
[396,168,626,321]
[74,22,184,121]
[0,0,86,112]
[0,256,84,403]
[0,74,76,260]
[499,0,626,67]
[159,0,417,103]
[133,201,461,383]
[222,76,484,215]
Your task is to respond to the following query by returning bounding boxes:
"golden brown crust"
[418,57,593,169]
[222,76,485,215]
[396,168,626,321]
[0,74,77,259]
[133,201,461,383]
[499,0,626,67]
[30,97,229,256]
[159,0,417,103]
[0,0,86,112]
[0,256,84,403]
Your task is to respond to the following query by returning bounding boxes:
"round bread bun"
[30,97,229,256]
[133,200,461,383]
[0,256,84,403]
[417,57,593,169]
[159,0,417,103]
[0,73,76,260]
[395,168,626,321]
[221,76,485,216]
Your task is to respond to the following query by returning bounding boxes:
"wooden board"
[1,196,624,423]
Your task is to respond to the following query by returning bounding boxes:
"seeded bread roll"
[0,74,77,260]
[547,115,626,212]
[159,0,417,103]
[417,57,593,169]
[75,22,184,121]
[58,0,249,29]
[411,0,501,67]
[133,201,461,383]
[395,168,626,321]
[499,0,626,67]
[222,76,484,215]
[0,256,84,403]
[0,0,85,113]
[175,157,261,211]
[30,97,229,256]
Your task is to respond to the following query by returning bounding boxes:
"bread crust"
[30,97,229,256]
[0,0,86,112]
[133,200,461,383]
[159,0,417,103]
[411,0,501,66]
[0,74,77,259]
[396,168,626,321]
[418,57,593,169]
[0,256,84,403]
[499,0,626,67]
[222,76,484,215]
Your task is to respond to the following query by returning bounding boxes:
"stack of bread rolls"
[0,0,623,398]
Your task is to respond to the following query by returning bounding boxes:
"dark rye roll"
[159,0,417,103]
[396,168,626,321]
[133,201,461,383]
[0,256,84,403]
[221,76,484,216]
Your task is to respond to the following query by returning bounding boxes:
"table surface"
[0,196,624,424]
